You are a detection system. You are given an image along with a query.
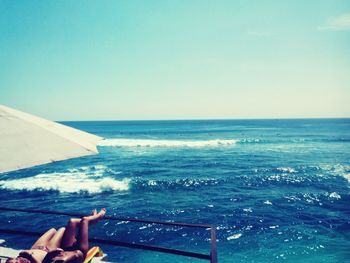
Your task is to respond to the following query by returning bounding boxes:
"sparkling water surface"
[1,119,349,262]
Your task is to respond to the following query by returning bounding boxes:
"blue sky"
[1,0,349,120]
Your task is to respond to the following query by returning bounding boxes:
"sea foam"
[98,138,237,147]
[319,164,350,183]
[0,166,130,193]
[227,233,242,240]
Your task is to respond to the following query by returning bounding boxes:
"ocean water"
[0,119,350,263]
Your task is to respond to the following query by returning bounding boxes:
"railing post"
[210,225,218,263]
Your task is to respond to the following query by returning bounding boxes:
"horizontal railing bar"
[0,228,210,260]
[0,207,212,228]
[90,238,211,260]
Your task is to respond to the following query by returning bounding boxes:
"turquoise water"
[1,119,350,262]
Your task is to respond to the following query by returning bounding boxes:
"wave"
[318,164,350,183]
[98,136,350,149]
[0,166,130,194]
[239,137,350,144]
[342,173,350,183]
[1,164,348,194]
[227,233,242,240]
[98,138,237,147]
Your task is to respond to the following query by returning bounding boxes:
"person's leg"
[82,209,106,225]
[76,208,106,255]
[60,209,101,249]
[47,227,66,250]
[31,228,57,248]
[77,218,89,255]
[60,218,81,248]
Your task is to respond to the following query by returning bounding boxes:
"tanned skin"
[6,208,106,263]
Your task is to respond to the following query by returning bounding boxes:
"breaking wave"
[98,136,350,148]
[0,166,130,193]
[98,138,237,147]
[239,137,350,144]
[1,163,348,194]
[318,164,350,183]
[253,164,350,181]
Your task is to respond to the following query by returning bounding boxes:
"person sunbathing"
[6,208,106,263]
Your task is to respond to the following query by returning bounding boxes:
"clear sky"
[1,0,349,120]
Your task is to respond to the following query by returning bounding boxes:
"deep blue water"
[1,119,350,263]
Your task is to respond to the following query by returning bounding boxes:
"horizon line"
[58,116,350,122]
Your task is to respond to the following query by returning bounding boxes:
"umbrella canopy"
[0,104,102,174]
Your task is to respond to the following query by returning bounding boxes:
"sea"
[0,119,349,263]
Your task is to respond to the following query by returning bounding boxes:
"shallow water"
[1,119,349,262]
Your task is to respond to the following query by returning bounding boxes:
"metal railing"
[0,207,217,263]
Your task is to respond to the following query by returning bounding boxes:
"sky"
[1,0,350,121]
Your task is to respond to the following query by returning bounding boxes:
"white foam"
[328,192,341,199]
[319,164,350,183]
[343,174,350,183]
[98,138,237,147]
[277,167,297,173]
[227,233,242,240]
[239,138,261,143]
[0,166,130,194]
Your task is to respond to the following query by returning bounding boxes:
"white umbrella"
[0,104,102,173]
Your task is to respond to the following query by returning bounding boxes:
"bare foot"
[83,208,106,224]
